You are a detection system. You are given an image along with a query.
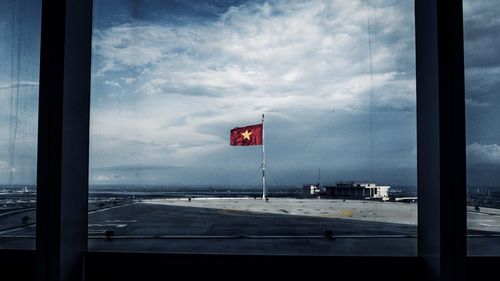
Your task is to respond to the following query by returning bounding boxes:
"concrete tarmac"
[1,198,500,255]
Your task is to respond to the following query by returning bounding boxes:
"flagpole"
[262,114,266,200]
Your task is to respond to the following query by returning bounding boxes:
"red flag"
[230,124,263,146]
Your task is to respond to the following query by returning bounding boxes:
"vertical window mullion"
[416,0,467,280]
[36,0,92,280]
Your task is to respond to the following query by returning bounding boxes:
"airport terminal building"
[324,182,390,201]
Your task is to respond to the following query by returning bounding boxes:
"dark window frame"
[2,0,498,280]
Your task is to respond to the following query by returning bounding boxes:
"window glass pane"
[0,0,41,249]
[89,0,417,255]
[464,0,500,256]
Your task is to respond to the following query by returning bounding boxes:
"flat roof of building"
[1,199,500,255]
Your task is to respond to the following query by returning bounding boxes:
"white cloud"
[0,160,15,173]
[0,161,8,172]
[104,80,122,88]
[92,174,126,182]
[88,0,417,184]
[92,0,414,110]
[0,81,39,90]
[466,97,490,108]
[467,143,500,164]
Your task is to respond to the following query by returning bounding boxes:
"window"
[464,0,500,256]
[88,0,417,255]
[0,0,488,280]
[0,0,41,250]
[0,0,492,280]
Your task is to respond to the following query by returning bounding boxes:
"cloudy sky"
[0,0,497,187]
[88,0,416,186]
[0,0,40,186]
[464,0,500,186]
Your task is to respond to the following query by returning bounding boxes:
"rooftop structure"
[324,182,390,201]
[302,183,322,197]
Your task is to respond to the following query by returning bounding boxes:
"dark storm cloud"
[463,1,500,68]
[463,0,500,187]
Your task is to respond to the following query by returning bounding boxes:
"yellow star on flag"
[241,130,252,140]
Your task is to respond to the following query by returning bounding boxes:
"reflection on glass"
[0,0,41,249]
[89,0,417,255]
[464,0,500,256]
